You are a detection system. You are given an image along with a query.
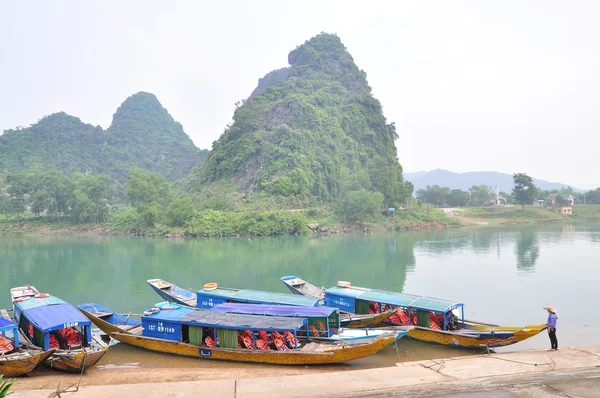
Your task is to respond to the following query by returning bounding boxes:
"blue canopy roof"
[143,305,307,331]
[23,303,91,333]
[0,318,15,328]
[197,287,322,307]
[325,286,463,313]
[211,303,336,317]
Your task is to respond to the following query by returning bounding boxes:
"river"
[1,223,599,371]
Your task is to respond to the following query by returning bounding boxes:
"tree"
[166,195,197,227]
[69,173,115,223]
[583,188,600,204]
[446,189,470,207]
[512,173,539,209]
[468,185,492,206]
[336,189,384,222]
[415,185,449,207]
[125,168,173,227]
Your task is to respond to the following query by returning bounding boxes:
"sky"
[1,1,599,189]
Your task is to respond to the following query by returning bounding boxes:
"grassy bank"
[460,204,600,225]
[0,205,460,237]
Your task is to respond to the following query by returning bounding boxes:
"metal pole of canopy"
[461,305,465,329]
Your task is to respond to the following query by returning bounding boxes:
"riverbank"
[446,204,600,226]
[0,205,460,238]
[10,347,600,397]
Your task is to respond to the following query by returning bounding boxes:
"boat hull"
[0,349,54,377]
[80,308,396,365]
[112,332,395,365]
[46,347,108,373]
[406,324,547,348]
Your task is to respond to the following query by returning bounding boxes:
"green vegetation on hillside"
[0,92,208,184]
[0,169,114,223]
[183,33,412,209]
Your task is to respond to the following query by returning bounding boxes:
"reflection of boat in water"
[0,311,55,377]
[210,303,410,342]
[78,302,398,365]
[281,276,546,349]
[11,286,108,372]
[147,278,394,328]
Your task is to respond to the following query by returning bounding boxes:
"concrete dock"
[11,347,600,397]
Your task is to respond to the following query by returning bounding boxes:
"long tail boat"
[0,312,55,377]
[10,286,108,372]
[78,302,398,365]
[280,276,546,349]
[147,278,394,328]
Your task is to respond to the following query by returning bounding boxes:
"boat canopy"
[196,287,322,309]
[21,303,91,333]
[325,285,464,313]
[0,318,19,345]
[143,305,308,331]
[13,295,65,311]
[211,303,336,318]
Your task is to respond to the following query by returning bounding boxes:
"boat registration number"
[63,322,79,328]
[147,322,176,333]
[200,348,212,357]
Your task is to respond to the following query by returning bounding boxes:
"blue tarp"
[143,306,307,331]
[211,303,336,318]
[23,303,91,333]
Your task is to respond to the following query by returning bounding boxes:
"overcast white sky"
[1,1,599,189]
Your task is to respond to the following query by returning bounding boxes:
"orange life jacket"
[0,337,14,353]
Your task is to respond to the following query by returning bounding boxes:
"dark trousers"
[548,328,558,349]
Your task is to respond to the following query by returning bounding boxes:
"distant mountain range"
[404,169,583,193]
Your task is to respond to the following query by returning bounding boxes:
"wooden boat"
[77,302,398,365]
[280,276,546,349]
[11,286,108,372]
[210,303,410,342]
[147,278,394,328]
[0,311,55,377]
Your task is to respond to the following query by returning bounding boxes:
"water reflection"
[515,231,540,273]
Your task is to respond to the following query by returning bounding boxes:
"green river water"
[1,223,599,370]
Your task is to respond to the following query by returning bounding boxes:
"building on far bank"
[547,194,575,206]
[556,206,572,215]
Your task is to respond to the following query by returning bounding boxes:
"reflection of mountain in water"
[515,231,540,273]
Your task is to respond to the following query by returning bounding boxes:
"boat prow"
[0,309,56,377]
[147,278,197,307]
[280,276,325,298]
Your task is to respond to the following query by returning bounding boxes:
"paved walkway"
[12,347,600,397]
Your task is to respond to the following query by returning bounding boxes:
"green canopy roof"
[325,286,463,313]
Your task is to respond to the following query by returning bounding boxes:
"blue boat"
[78,302,399,365]
[147,278,395,328]
[280,276,547,348]
[0,313,55,377]
[211,303,409,342]
[10,285,108,372]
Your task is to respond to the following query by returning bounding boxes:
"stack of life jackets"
[0,337,14,354]
[56,327,82,347]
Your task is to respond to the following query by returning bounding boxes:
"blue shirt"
[547,313,557,329]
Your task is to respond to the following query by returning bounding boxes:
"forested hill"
[182,33,411,206]
[0,92,208,183]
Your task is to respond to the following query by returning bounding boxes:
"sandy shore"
[11,365,326,391]
[11,347,600,398]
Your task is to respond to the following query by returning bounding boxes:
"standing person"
[544,306,558,350]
